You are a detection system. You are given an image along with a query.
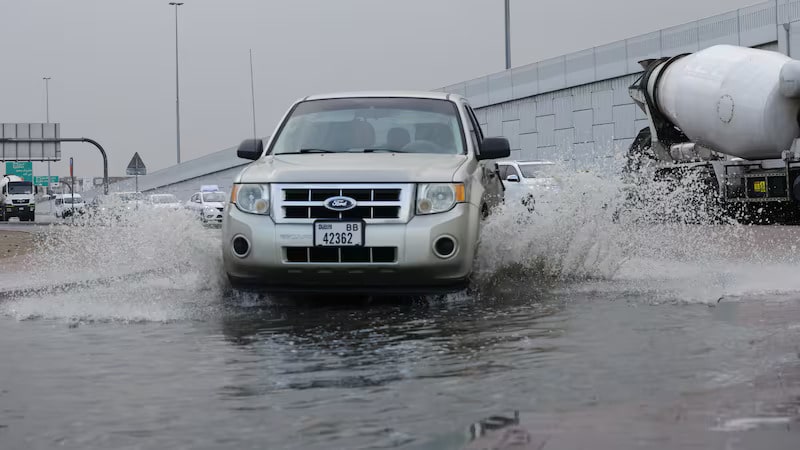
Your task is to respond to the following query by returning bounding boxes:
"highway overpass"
[94,0,796,202]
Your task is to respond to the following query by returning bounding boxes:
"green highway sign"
[5,161,33,182]
[33,175,59,186]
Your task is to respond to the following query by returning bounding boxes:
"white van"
[54,193,87,218]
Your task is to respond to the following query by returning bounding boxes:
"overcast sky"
[1,0,760,178]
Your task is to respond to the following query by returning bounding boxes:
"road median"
[0,230,33,260]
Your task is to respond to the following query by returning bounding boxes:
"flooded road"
[1,178,800,449]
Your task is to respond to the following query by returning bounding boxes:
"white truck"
[625,44,800,223]
[0,174,35,222]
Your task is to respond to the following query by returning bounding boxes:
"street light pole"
[169,2,184,165]
[43,76,52,203]
[504,0,511,70]
[249,49,257,140]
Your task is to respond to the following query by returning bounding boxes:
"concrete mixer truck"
[625,44,800,223]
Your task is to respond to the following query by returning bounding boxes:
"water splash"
[4,161,800,321]
[1,205,228,322]
[472,159,800,303]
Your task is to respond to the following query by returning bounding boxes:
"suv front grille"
[284,246,397,263]
[272,183,413,224]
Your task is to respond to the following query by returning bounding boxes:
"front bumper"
[222,202,480,294]
[4,204,34,215]
[203,209,224,222]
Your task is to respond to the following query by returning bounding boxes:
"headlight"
[231,183,270,215]
[416,183,465,215]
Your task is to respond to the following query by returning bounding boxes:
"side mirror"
[477,137,511,160]
[506,174,520,182]
[237,138,264,160]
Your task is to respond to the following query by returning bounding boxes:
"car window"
[519,164,555,178]
[202,192,226,203]
[497,164,514,180]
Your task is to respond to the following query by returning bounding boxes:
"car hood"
[204,202,226,209]
[238,153,469,183]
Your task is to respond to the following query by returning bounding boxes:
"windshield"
[202,192,226,203]
[519,164,556,178]
[151,194,178,204]
[269,97,465,155]
[61,196,83,204]
[7,182,33,195]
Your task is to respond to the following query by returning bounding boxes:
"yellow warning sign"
[753,180,767,193]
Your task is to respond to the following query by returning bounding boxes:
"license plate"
[314,221,364,247]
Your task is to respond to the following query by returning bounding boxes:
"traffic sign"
[126,152,146,176]
[33,175,59,186]
[0,123,61,161]
[4,161,33,182]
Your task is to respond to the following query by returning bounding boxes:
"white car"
[496,160,559,211]
[147,193,182,210]
[54,193,87,218]
[186,188,227,223]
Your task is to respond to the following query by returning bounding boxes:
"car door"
[463,102,504,209]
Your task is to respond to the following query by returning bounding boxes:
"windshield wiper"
[361,148,408,153]
[298,148,336,153]
[276,148,337,154]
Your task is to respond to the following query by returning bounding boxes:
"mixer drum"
[653,45,800,160]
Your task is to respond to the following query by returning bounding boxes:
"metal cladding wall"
[438,0,793,173]
[96,0,798,200]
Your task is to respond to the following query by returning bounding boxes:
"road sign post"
[126,152,147,192]
[0,136,109,195]
[69,157,75,222]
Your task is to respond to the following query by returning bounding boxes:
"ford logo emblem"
[324,196,357,211]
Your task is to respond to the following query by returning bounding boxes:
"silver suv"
[222,91,510,294]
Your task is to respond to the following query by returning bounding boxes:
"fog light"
[433,236,457,258]
[232,235,250,258]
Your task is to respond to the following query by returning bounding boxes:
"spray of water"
[472,156,800,304]
[1,204,228,322]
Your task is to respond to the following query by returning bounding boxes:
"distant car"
[185,187,227,223]
[85,191,144,222]
[147,193,181,210]
[54,193,87,218]
[112,191,145,207]
[496,160,559,211]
